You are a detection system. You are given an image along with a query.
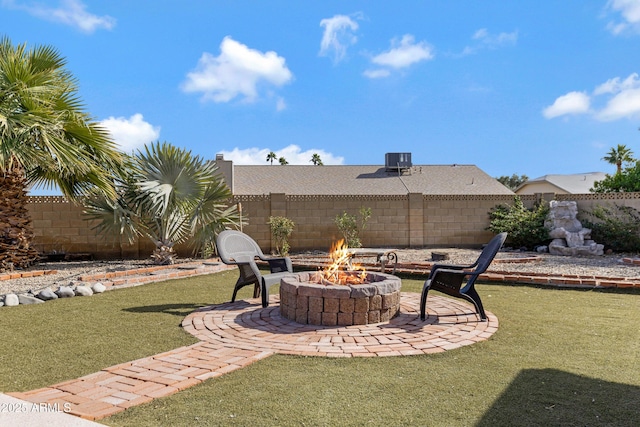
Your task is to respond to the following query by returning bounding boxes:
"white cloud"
[606,0,640,34]
[542,91,591,119]
[473,28,518,46]
[461,28,518,55]
[363,69,391,79]
[100,114,160,153]
[371,34,434,69]
[594,72,640,94]
[2,0,116,33]
[218,145,345,165]
[545,73,640,121]
[597,87,640,121]
[181,36,293,105]
[319,14,361,63]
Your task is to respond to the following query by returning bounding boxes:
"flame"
[321,239,367,285]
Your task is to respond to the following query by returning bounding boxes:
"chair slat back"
[474,232,507,273]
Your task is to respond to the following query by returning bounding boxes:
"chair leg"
[420,281,431,321]
[231,279,259,303]
[261,279,269,308]
[231,280,242,302]
[463,286,487,321]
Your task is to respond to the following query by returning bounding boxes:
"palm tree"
[279,157,289,165]
[602,144,634,174]
[266,151,277,165]
[83,142,242,264]
[0,37,123,270]
[310,153,323,165]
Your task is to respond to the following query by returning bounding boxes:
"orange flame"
[321,239,367,285]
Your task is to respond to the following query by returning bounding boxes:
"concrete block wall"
[422,195,515,247]
[27,197,174,259]
[25,192,640,259]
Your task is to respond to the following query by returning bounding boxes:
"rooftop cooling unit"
[385,152,412,171]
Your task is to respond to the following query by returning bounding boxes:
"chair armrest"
[264,256,293,273]
[432,267,480,278]
[429,263,476,278]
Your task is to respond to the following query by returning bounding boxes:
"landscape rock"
[37,288,58,301]
[546,201,604,256]
[74,285,93,296]
[18,294,44,305]
[55,286,75,298]
[4,293,19,306]
[91,282,106,293]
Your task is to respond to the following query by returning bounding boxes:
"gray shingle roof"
[232,164,514,195]
[517,172,606,194]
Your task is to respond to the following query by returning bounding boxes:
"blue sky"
[4,0,640,194]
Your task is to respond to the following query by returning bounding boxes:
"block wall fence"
[26,192,640,259]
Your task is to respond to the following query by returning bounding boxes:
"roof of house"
[231,164,514,196]
[516,172,606,194]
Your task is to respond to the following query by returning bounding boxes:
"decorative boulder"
[91,283,106,294]
[37,288,59,301]
[4,294,19,306]
[55,286,75,298]
[74,285,93,296]
[546,201,604,256]
[18,294,44,305]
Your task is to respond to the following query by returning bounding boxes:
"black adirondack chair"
[216,230,294,308]
[420,232,507,321]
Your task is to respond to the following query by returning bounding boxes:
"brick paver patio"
[8,293,497,421]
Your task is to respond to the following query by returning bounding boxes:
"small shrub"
[580,204,640,252]
[335,207,372,248]
[487,196,549,249]
[268,216,295,256]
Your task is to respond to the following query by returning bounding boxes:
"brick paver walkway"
[8,293,497,421]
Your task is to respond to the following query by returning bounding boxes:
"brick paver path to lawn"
[8,293,498,421]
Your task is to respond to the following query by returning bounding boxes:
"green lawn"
[1,270,639,426]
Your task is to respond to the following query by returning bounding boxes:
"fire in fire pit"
[319,239,367,285]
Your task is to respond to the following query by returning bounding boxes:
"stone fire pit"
[279,271,401,326]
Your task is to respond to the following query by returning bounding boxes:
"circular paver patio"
[183,292,499,357]
[10,292,499,421]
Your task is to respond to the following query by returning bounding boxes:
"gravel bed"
[292,248,640,279]
[0,259,197,296]
[396,248,640,277]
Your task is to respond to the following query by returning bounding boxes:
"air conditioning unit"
[385,153,412,171]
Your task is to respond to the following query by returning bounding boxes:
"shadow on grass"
[476,368,640,426]
[123,303,208,317]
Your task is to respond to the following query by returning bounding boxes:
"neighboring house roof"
[231,164,514,196]
[515,172,607,194]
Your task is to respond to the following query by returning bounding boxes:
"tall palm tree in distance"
[279,157,289,165]
[266,151,277,165]
[0,37,123,270]
[310,153,323,165]
[602,144,634,174]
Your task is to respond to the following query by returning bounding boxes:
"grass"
[1,270,639,426]
[0,269,238,391]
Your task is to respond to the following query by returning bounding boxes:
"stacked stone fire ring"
[279,271,401,326]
